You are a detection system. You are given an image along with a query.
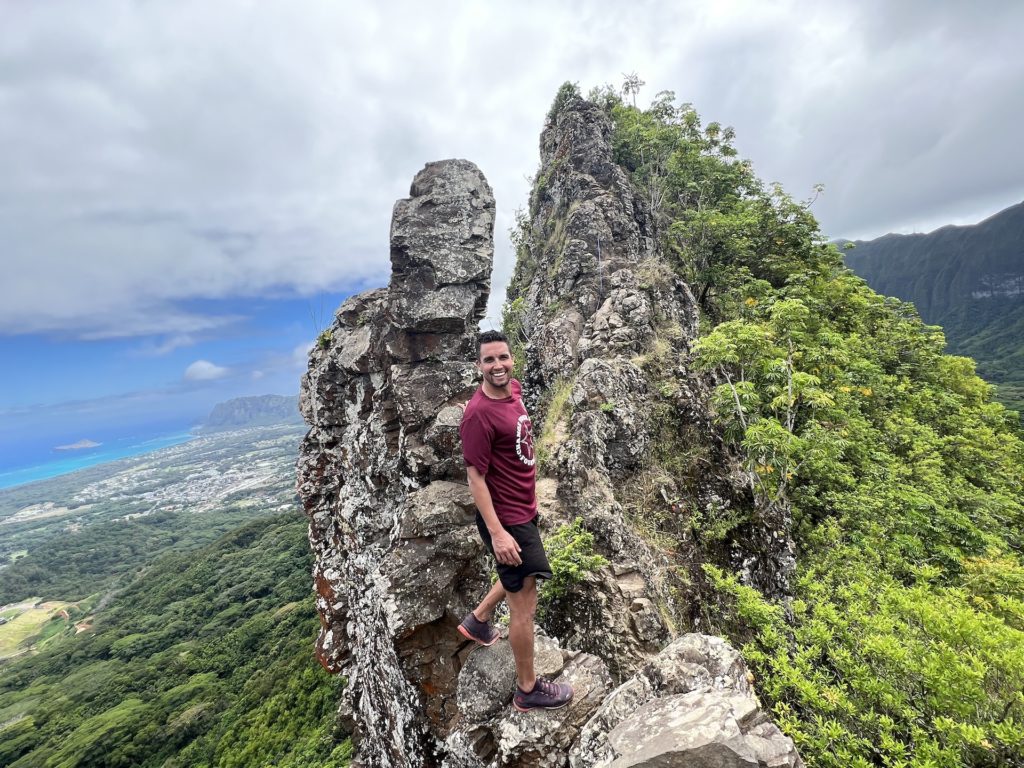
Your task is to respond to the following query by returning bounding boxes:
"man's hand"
[466,465,521,566]
[491,528,522,566]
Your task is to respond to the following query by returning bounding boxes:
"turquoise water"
[0,433,196,490]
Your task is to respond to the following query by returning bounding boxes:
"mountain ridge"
[295,85,1023,767]
[200,394,303,432]
[840,200,1024,411]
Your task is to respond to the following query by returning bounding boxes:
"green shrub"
[546,81,581,125]
[501,296,528,379]
[535,377,574,473]
[540,520,608,613]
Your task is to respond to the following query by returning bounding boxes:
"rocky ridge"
[299,159,496,765]
[298,98,802,766]
[200,394,303,431]
[507,92,796,642]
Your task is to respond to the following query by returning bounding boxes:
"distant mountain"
[841,201,1024,413]
[201,394,303,431]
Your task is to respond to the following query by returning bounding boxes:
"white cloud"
[2,0,1023,337]
[184,359,229,381]
[251,370,265,380]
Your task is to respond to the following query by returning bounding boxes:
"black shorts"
[475,513,553,593]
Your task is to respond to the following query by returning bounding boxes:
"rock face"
[298,159,497,765]
[298,101,803,766]
[508,91,796,660]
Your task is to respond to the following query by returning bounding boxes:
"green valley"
[0,425,351,767]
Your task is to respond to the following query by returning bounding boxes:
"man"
[458,330,574,712]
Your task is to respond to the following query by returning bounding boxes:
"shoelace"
[534,677,556,696]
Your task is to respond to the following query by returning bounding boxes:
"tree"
[621,71,645,107]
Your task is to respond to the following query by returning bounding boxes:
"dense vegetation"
[938,300,1024,413]
[0,507,269,605]
[841,204,1024,414]
[0,513,350,767]
[561,83,1024,767]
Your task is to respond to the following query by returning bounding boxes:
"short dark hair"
[477,330,510,358]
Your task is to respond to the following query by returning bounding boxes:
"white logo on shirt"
[515,414,535,466]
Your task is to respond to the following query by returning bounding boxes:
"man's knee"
[507,578,537,621]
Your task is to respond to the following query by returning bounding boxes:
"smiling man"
[458,330,574,712]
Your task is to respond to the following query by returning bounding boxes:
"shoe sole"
[512,696,577,716]
[457,624,499,647]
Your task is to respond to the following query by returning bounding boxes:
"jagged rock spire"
[297,159,497,766]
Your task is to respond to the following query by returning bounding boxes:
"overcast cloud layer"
[3,0,1023,340]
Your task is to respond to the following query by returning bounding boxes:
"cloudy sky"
[2,0,1023,463]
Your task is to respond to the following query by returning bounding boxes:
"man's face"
[477,341,514,390]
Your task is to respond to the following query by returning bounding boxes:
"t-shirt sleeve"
[460,411,493,474]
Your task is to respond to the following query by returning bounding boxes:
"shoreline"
[0,432,197,491]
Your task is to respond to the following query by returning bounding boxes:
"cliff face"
[298,103,802,766]
[842,201,1024,320]
[510,94,797,631]
[298,159,496,764]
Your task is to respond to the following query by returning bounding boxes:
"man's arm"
[467,465,522,566]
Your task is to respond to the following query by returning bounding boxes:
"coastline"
[0,432,196,491]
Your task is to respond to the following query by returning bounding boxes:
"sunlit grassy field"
[0,600,71,660]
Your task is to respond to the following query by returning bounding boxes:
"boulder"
[605,690,801,768]
[456,632,564,722]
[568,635,802,768]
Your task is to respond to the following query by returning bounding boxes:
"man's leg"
[473,579,506,622]
[458,579,504,646]
[505,576,537,692]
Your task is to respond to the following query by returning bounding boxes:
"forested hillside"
[552,84,1024,767]
[841,202,1024,413]
[0,513,350,767]
[0,506,267,605]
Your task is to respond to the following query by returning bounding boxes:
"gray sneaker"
[513,676,574,712]
[458,612,500,647]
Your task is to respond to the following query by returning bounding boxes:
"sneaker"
[457,612,500,647]
[513,676,574,712]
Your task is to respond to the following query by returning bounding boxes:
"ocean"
[0,431,196,490]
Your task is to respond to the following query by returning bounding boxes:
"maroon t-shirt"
[460,379,537,526]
